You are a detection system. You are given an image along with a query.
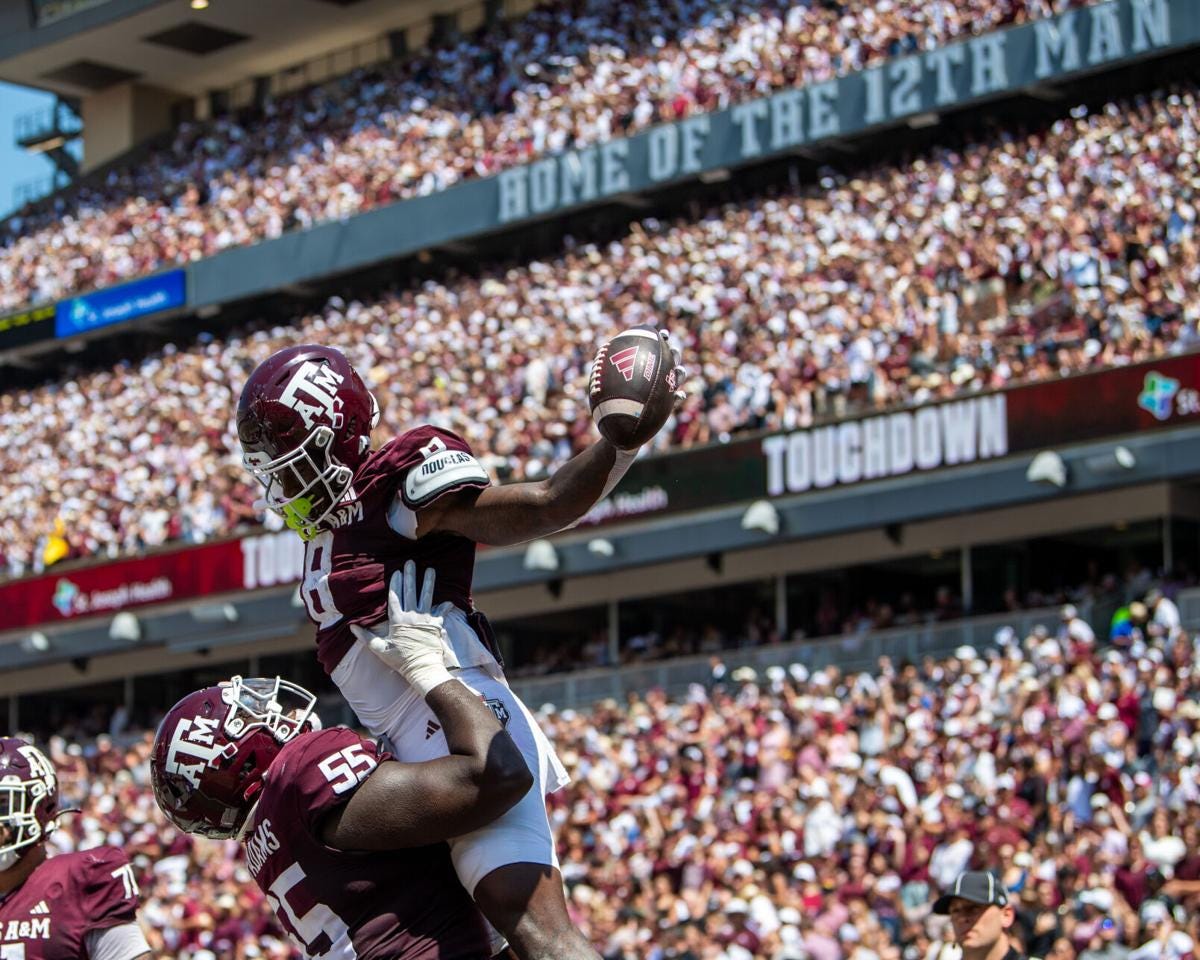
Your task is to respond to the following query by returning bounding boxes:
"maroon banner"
[0,531,305,632]
[1005,352,1200,445]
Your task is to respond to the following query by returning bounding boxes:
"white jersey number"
[1,946,25,960]
[111,863,139,899]
[266,862,354,957]
[301,531,342,629]
[317,744,377,795]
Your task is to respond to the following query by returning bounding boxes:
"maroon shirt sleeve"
[270,728,388,835]
[75,846,140,932]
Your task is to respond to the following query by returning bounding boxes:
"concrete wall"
[80,81,180,172]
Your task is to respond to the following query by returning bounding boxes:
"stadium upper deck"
[0,0,1110,313]
[0,78,1197,579]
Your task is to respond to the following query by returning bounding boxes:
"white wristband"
[563,447,638,531]
[598,447,638,502]
[406,662,455,699]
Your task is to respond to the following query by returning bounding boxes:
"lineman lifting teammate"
[0,737,153,960]
[151,565,536,960]
[236,335,687,959]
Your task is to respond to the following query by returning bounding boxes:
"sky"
[0,80,80,219]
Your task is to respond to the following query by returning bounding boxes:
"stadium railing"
[509,603,1084,710]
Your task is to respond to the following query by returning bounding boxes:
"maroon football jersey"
[0,846,140,959]
[299,426,496,675]
[244,726,491,959]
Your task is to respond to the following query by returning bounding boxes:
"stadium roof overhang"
[0,0,445,99]
[3,423,1200,697]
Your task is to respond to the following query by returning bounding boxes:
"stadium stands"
[43,607,1200,960]
[0,0,1097,312]
[2,82,1197,579]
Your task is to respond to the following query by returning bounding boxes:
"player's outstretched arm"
[319,677,532,850]
[419,436,630,546]
[421,329,689,546]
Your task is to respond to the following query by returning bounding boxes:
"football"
[588,327,677,449]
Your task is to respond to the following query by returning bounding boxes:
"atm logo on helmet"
[165,716,230,788]
[279,362,346,430]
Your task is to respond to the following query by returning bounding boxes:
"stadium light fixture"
[191,602,239,623]
[109,612,141,643]
[741,500,780,536]
[1026,450,1068,488]
[1084,445,1137,476]
[190,0,209,9]
[587,538,615,558]
[523,540,559,572]
[20,632,49,654]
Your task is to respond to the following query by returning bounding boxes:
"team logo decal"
[608,347,639,383]
[164,716,230,787]
[484,699,510,728]
[279,361,346,430]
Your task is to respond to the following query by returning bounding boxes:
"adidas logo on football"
[608,347,639,382]
[424,720,441,740]
[30,901,48,915]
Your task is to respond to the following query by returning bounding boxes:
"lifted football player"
[237,333,685,960]
[151,565,535,960]
[0,737,153,960]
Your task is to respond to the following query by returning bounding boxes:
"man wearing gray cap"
[933,870,1023,960]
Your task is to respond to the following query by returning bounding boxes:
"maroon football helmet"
[150,676,321,840]
[0,738,59,871]
[237,345,380,541]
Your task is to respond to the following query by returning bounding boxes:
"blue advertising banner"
[55,269,185,338]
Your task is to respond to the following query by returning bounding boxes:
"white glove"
[353,561,458,697]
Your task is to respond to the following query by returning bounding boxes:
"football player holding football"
[236,335,685,959]
[151,565,535,960]
[0,737,153,960]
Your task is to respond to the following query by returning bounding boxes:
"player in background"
[0,737,153,960]
[236,336,687,960]
[150,565,534,960]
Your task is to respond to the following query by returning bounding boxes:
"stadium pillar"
[1164,518,1174,575]
[253,76,271,111]
[775,574,788,641]
[387,29,407,59]
[961,546,974,615]
[607,598,620,667]
[430,13,457,45]
[123,675,134,719]
[7,696,15,735]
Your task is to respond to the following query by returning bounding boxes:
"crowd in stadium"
[39,594,1200,959]
[0,0,1093,312]
[2,79,1198,580]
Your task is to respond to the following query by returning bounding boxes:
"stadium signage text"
[54,269,186,339]
[181,0,1200,312]
[761,397,1009,496]
[495,0,1183,224]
